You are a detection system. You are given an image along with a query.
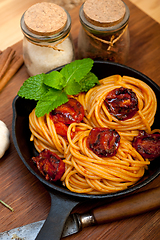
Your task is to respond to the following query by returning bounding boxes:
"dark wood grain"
[0,0,160,239]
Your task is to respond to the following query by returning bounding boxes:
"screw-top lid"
[24,2,68,36]
[83,0,126,27]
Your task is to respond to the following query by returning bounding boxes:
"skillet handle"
[35,188,80,240]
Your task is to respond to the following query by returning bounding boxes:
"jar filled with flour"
[20,2,75,76]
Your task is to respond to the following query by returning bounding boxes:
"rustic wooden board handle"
[92,187,160,224]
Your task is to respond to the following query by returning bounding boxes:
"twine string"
[84,25,128,51]
[27,33,70,51]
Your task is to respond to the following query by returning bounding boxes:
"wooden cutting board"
[0,1,160,239]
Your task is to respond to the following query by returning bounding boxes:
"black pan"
[12,61,160,240]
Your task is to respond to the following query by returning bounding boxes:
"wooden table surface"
[0,0,160,239]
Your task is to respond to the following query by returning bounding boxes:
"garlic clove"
[0,120,10,158]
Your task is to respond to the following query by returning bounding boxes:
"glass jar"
[20,2,75,76]
[78,0,130,64]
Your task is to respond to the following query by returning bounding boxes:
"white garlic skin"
[0,120,10,158]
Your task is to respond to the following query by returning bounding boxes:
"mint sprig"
[18,58,99,117]
[35,89,68,117]
[18,73,48,101]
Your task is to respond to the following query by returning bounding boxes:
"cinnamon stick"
[0,48,15,79]
[0,47,13,72]
[0,55,23,92]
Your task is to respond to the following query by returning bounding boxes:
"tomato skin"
[50,98,84,137]
[87,127,120,157]
[54,122,68,138]
[32,149,65,181]
[132,131,160,160]
[50,98,84,124]
[105,87,138,120]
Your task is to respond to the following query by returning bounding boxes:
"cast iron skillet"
[12,61,160,240]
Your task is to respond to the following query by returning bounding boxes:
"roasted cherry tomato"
[54,122,68,138]
[32,149,65,181]
[132,131,160,159]
[50,98,84,137]
[105,87,138,120]
[87,127,120,157]
[50,98,84,125]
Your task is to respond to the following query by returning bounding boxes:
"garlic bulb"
[0,120,10,158]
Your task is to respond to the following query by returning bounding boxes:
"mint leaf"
[80,72,100,92]
[60,58,94,84]
[64,78,81,95]
[17,58,99,117]
[44,71,66,90]
[35,89,68,117]
[18,73,48,100]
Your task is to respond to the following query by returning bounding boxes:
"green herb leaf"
[80,72,100,92]
[0,200,14,212]
[18,73,48,100]
[35,88,68,117]
[64,78,81,95]
[44,71,66,90]
[60,58,94,84]
[17,58,99,117]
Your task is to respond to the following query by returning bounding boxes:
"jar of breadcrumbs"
[78,0,130,64]
[20,2,75,76]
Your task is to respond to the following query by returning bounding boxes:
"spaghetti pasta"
[29,109,68,157]
[77,75,157,141]
[29,75,159,194]
[61,122,150,194]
